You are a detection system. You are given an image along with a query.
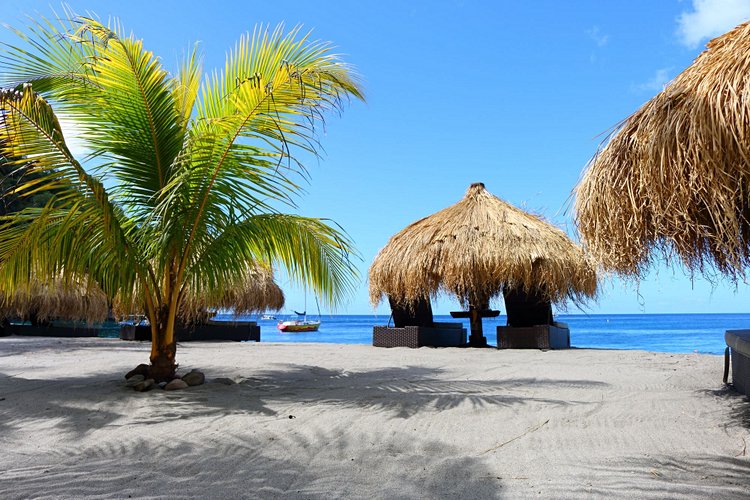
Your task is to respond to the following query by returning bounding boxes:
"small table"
[450,307,499,347]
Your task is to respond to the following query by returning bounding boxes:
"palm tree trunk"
[149,331,176,382]
[148,305,177,382]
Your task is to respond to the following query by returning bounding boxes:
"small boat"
[261,314,277,320]
[277,297,321,333]
[276,318,321,332]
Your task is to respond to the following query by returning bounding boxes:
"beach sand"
[1,337,749,499]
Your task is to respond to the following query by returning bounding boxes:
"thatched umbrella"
[575,21,750,279]
[370,182,597,346]
[178,263,285,323]
[114,262,285,324]
[0,278,109,325]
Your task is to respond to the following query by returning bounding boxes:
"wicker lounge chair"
[372,297,467,348]
[496,288,570,349]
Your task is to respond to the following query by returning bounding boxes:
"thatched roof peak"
[369,183,597,308]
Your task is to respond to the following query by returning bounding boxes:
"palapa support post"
[450,304,499,347]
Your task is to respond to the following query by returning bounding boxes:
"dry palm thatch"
[114,262,285,323]
[178,263,285,323]
[0,278,109,324]
[369,183,597,308]
[575,21,750,279]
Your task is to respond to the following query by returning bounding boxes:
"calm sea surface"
[213,313,750,355]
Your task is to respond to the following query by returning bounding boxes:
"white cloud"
[586,26,609,47]
[632,67,673,93]
[677,0,750,48]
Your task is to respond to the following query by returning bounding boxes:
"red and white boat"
[277,303,321,332]
[276,318,321,332]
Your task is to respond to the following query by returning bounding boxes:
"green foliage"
[0,11,364,336]
[0,154,54,215]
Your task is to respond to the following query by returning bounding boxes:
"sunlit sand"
[1,337,748,498]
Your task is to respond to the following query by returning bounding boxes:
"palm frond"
[185,213,359,309]
[0,85,146,299]
[175,25,363,283]
[74,18,185,199]
[0,5,95,95]
[173,43,203,131]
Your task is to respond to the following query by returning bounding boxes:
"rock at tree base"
[125,364,150,380]
[164,379,189,391]
[125,374,145,387]
[182,370,205,386]
[133,378,155,392]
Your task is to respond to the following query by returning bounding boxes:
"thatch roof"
[0,263,285,325]
[369,183,597,308]
[0,278,109,324]
[177,263,285,323]
[114,262,285,323]
[575,21,750,279]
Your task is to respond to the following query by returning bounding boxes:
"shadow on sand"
[0,362,613,498]
[2,354,749,497]
[0,363,609,433]
[0,426,508,499]
[701,385,750,428]
[549,454,750,499]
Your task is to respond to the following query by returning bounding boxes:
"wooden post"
[450,305,499,347]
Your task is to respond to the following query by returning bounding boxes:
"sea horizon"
[212,312,750,356]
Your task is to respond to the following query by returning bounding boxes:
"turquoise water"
[213,313,750,355]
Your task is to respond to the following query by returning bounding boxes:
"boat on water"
[276,318,321,332]
[261,314,277,320]
[277,304,321,333]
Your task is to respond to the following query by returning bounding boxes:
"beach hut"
[370,182,597,348]
[573,21,750,392]
[0,277,110,336]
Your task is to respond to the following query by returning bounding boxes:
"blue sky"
[3,0,750,315]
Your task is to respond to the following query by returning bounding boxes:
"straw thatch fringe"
[575,21,750,279]
[0,278,109,324]
[370,183,597,308]
[113,262,285,323]
[177,263,285,323]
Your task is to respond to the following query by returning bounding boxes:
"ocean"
[213,313,750,355]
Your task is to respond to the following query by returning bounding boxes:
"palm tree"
[0,12,364,381]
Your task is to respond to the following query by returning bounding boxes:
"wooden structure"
[369,183,596,349]
[449,306,498,347]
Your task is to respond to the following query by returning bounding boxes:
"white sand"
[0,337,749,499]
